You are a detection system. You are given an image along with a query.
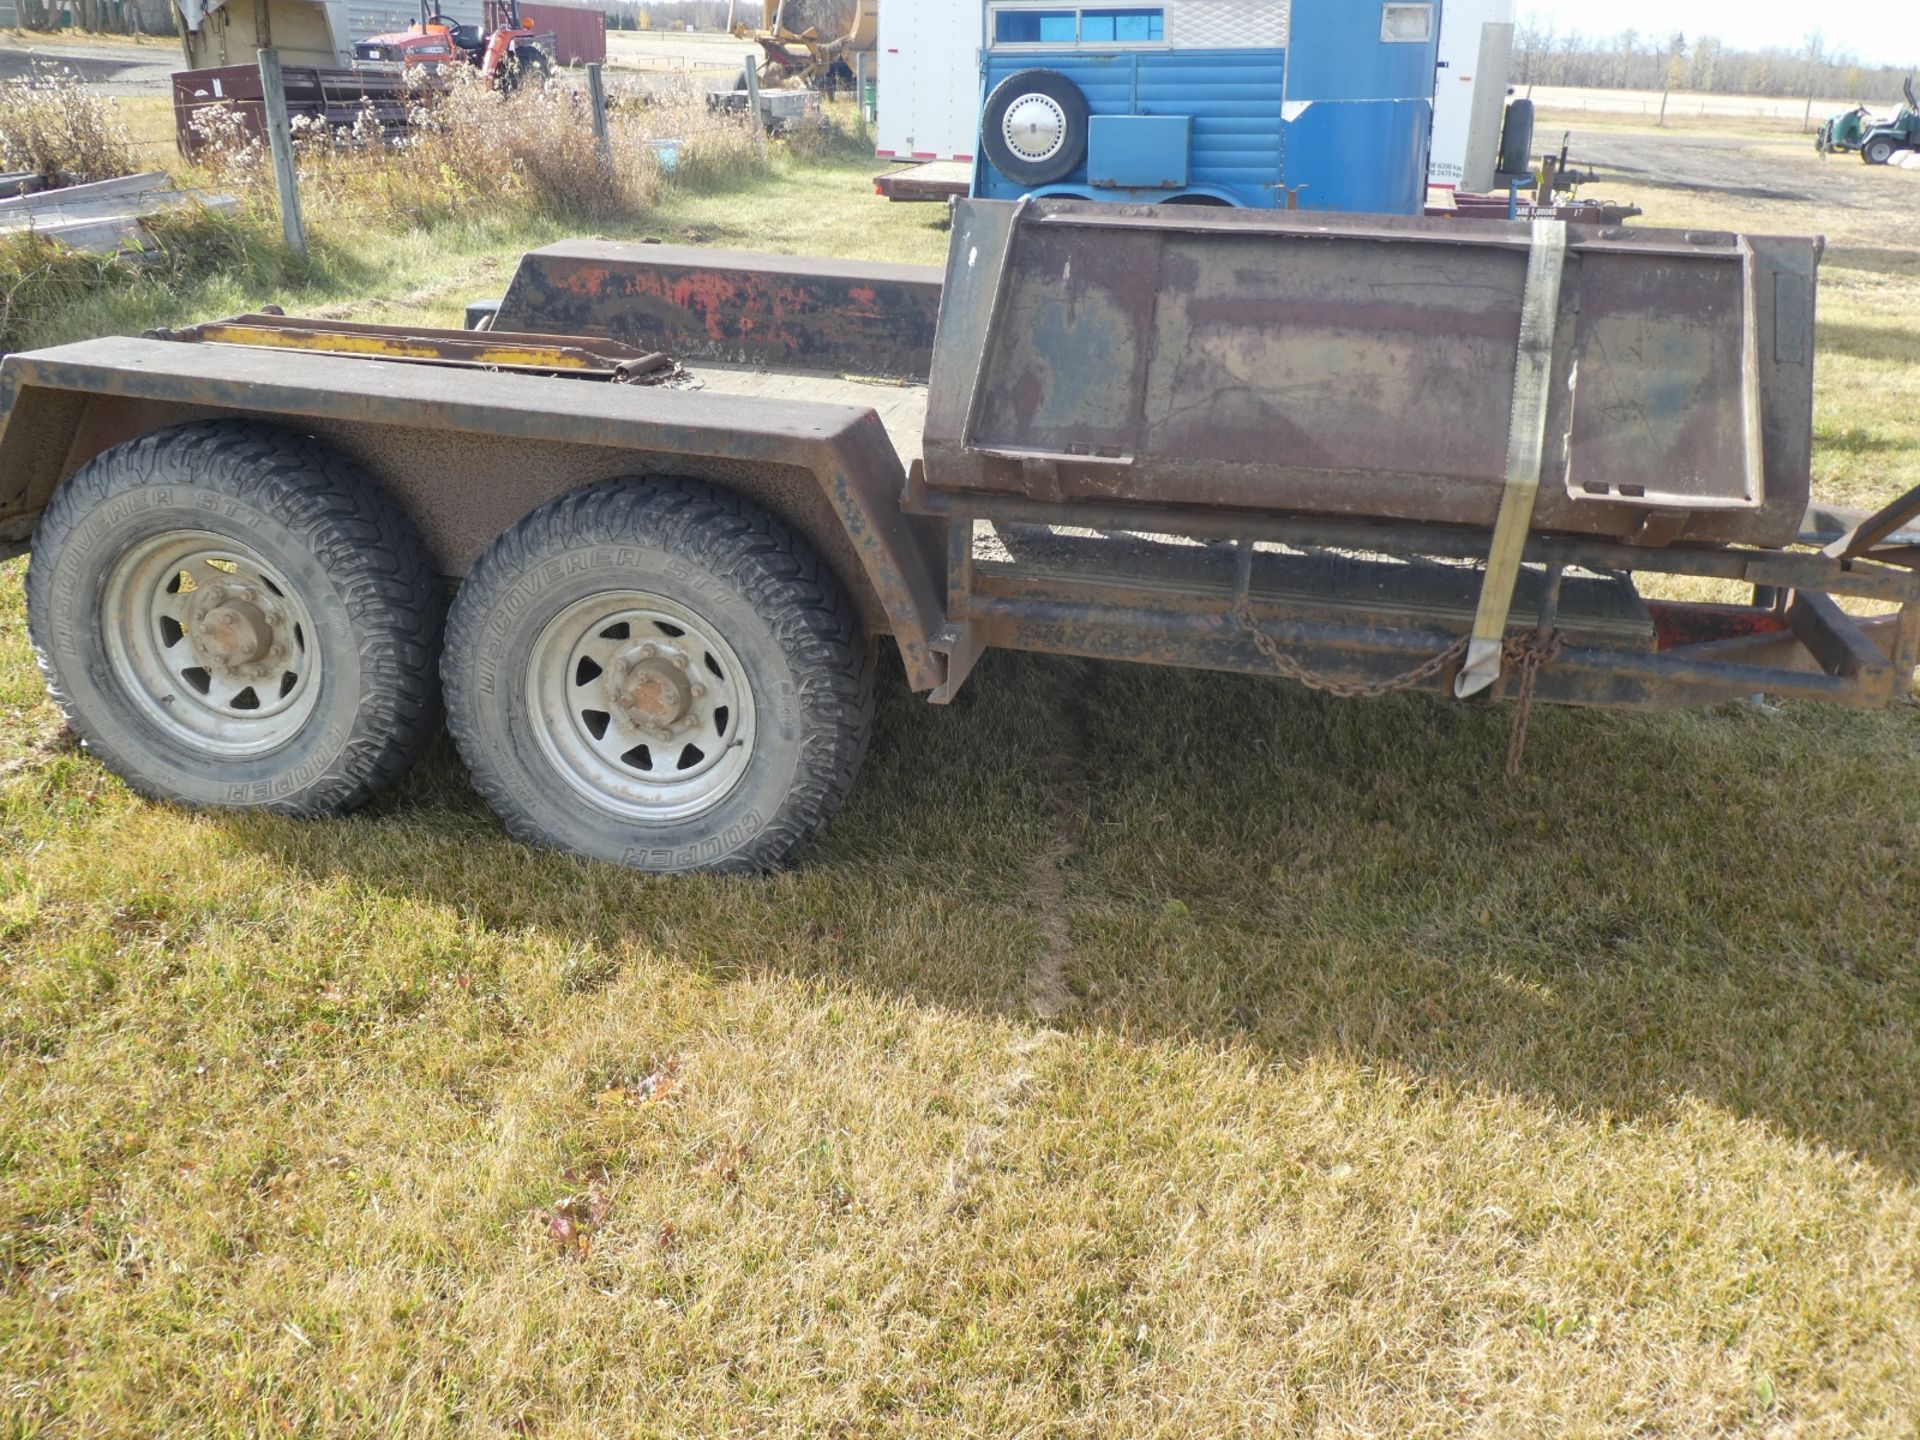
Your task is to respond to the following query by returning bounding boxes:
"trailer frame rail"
[905,465,1920,713]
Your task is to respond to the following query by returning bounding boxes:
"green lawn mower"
[1821,76,1919,164]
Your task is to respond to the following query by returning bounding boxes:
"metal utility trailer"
[2,200,1917,873]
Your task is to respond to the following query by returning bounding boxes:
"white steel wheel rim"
[1004,93,1068,163]
[101,530,324,758]
[527,591,757,824]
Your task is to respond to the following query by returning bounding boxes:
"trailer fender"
[0,339,950,693]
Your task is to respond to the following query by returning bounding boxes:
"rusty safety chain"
[1230,593,1470,700]
[1501,629,1566,778]
[1230,595,1565,775]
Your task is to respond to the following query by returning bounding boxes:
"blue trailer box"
[974,0,1444,215]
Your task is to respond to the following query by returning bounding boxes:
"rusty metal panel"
[924,199,1820,548]
[495,1,605,64]
[493,240,945,381]
[1563,246,1757,510]
[172,65,414,160]
[147,313,675,379]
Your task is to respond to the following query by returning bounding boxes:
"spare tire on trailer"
[1496,98,1535,181]
[982,69,1090,186]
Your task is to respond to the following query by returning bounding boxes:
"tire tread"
[442,478,874,873]
[25,420,444,817]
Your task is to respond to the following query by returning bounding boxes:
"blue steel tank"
[973,0,1443,215]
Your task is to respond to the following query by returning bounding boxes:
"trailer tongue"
[2,199,1916,872]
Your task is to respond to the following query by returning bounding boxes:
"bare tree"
[1511,16,1910,103]
[1658,32,1685,125]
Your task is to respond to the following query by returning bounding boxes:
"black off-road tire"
[441,479,875,874]
[25,421,444,817]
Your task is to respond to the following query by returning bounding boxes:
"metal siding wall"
[515,1,605,64]
[1139,50,1284,190]
[0,0,16,24]
[346,0,482,43]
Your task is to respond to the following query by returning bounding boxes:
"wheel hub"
[1004,94,1067,162]
[530,593,755,823]
[192,592,275,668]
[611,650,697,732]
[101,532,322,757]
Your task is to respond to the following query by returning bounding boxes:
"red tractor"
[355,0,552,91]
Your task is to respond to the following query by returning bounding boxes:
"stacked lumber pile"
[0,171,237,253]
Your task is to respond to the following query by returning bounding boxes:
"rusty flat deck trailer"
[2,200,1916,872]
[874,160,975,203]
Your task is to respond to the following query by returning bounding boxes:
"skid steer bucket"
[923,199,1820,548]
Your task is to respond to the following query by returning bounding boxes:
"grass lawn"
[2,128,1919,1437]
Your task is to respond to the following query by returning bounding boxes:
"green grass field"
[2,126,1918,1437]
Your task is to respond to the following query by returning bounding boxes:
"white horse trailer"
[874,0,983,164]
[1428,0,1514,194]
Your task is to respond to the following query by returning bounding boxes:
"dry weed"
[0,66,137,185]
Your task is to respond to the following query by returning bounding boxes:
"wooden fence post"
[742,56,766,162]
[256,48,307,259]
[586,61,612,174]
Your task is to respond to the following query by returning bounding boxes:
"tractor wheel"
[441,479,874,874]
[1864,137,1897,165]
[497,46,549,94]
[25,421,444,816]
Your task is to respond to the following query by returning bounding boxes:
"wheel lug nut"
[691,684,705,699]
[673,656,688,670]
[641,644,657,658]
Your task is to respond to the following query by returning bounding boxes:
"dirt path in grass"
[1024,824,1076,1020]
[1023,679,1091,1022]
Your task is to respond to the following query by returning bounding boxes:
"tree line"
[1513,27,1915,105]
